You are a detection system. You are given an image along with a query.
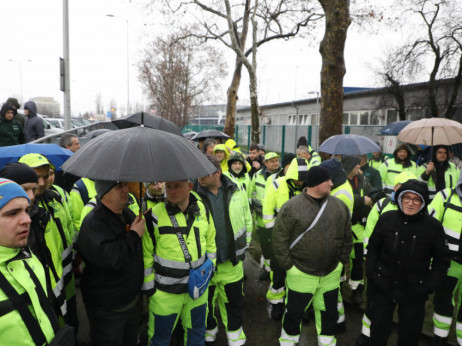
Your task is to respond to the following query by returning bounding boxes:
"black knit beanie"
[0,162,38,184]
[341,155,361,175]
[282,153,297,169]
[306,166,331,188]
[95,180,119,198]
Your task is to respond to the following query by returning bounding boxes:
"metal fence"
[235,125,383,153]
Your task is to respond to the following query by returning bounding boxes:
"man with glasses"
[365,179,449,345]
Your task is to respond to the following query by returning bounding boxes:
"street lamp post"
[107,14,130,116]
[8,59,32,103]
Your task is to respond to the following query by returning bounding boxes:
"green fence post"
[247,125,251,148]
[263,125,266,145]
[307,125,312,146]
[281,125,286,158]
[345,126,351,134]
[235,125,239,145]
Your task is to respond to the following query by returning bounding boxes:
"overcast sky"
[0,0,400,116]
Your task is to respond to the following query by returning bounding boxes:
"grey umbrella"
[112,112,183,137]
[192,129,230,141]
[61,126,216,182]
[318,134,380,155]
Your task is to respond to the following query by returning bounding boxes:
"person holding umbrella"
[417,145,460,200]
[379,143,417,197]
[77,181,145,346]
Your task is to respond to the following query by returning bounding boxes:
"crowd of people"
[0,99,45,146]
[0,127,462,346]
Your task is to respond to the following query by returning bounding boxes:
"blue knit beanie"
[0,178,30,210]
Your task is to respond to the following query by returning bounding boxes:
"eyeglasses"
[402,196,422,205]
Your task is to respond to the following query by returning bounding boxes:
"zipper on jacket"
[411,235,416,257]
[392,231,399,253]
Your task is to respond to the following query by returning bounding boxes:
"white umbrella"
[397,118,462,146]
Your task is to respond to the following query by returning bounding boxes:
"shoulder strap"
[23,262,60,333]
[442,189,461,223]
[378,197,391,215]
[76,179,89,205]
[169,213,196,266]
[0,268,47,345]
[290,200,328,250]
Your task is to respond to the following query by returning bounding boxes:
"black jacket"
[0,103,24,146]
[77,198,143,309]
[366,180,450,302]
[246,155,264,178]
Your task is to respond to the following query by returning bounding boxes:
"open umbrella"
[0,143,73,171]
[61,126,216,182]
[318,134,381,155]
[81,128,113,139]
[112,112,183,137]
[183,131,198,140]
[192,129,230,141]
[378,120,411,136]
[397,118,462,146]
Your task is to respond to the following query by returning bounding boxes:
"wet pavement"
[76,255,439,345]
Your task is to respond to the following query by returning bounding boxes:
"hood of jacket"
[320,158,347,189]
[0,103,17,121]
[341,155,361,176]
[393,143,413,166]
[285,157,308,182]
[396,179,429,217]
[24,101,37,117]
[227,152,247,177]
[456,169,462,197]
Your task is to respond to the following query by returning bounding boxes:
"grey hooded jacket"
[24,101,44,142]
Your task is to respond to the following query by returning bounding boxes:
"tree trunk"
[223,0,251,139]
[444,54,462,119]
[318,0,351,145]
[224,59,243,138]
[249,69,260,145]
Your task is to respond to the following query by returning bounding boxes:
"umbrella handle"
[430,126,434,161]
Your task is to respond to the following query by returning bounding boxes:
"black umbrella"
[81,128,113,139]
[183,131,198,140]
[192,129,230,141]
[112,112,183,137]
[61,126,216,182]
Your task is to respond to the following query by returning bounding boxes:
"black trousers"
[257,225,272,264]
[85,295,142,346]
[367,282,425,346]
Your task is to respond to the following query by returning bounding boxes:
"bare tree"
[95,92,104,114]
[138,30,227,127]
[377,0,462,118]
[317,0,351,145]
[161,0,322,143]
